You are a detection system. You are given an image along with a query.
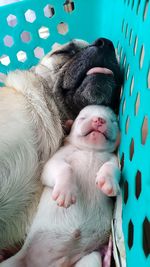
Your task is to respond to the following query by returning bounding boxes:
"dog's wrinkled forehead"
[52,39,89,53]
[40,39,89,71]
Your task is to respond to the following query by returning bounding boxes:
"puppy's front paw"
[96,163,120,196]
[52,182,77,208]
[96,175,117,196]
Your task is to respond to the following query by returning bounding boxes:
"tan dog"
[0,38,123,255]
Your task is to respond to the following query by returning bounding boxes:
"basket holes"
[126,64,130,80]
[123,55,126,67]
[139,45,145,69]
[122,98,126,115]
[34,47,45,59]
[116,41,120,56]
[125,116,130,134]
[17,51,27,63]
[44,5,55,18]
[120,152,125,171]
[130,76,134,95]
[120,47,123,59]
[135,170,142,199]
[143,217,150,257]
[21,31,31,43]
[57,22,69,35]
[143,0,149,20]
[25,9,36,23]
[115,48,120,63]
[129,28,133,45]
[130,138,134,161]
[131,0,135,9]
[120,86,124,100]
[128,220,134,249]
[124,180,128,204]
[122,19,125,33]
[117,41,120,50]
[135,92,140,115]
[141,116,148,145]
[134,36,138,55]
[125,23,128,38]
[136,0,141,14]
[38,27,50,39]
[0,55,10,66]
[3,35,14,47]
[7,14,17,27]
[63,1,75,13]
[147,68,150,88]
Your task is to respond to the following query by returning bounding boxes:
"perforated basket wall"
[0,0,150,266]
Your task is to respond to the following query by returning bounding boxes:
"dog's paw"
[96,162,120,196]
[96,175,117,196]
[52,182,77,208]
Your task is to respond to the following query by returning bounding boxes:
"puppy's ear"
[64,119,74,134]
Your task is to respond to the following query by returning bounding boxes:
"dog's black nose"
[92,38,114,49]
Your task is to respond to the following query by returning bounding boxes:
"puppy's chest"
[68,150,110,188]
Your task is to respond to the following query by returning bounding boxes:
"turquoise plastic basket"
[0,0,150,266]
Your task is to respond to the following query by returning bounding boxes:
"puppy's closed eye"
[79,117,86,120]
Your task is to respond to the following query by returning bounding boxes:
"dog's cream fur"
[0,69,64,248]
[0,40,89,249]
[1,105,120,267]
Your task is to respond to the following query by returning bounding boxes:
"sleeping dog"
[1,105,120,267]
[0,38,123,255]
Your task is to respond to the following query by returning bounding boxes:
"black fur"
[52,38,123,119]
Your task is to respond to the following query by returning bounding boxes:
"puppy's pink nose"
[92,117,106,124]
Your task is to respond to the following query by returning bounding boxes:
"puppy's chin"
[67,135,117,152]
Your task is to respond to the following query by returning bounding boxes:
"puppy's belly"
[26,186,113,265]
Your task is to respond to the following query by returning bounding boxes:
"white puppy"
[1,105,120,267]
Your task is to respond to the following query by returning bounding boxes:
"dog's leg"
[75,252,102,267]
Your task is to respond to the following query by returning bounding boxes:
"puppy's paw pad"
[52,184,77,208]
[96,176,117,196]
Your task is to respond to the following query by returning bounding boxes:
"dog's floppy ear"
[52,43,62,52]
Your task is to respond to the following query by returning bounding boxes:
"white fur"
[1,105,120,267]
[75,252,102,267]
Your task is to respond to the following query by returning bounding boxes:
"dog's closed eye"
[52,49,74,56]
[51,44,77,57]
